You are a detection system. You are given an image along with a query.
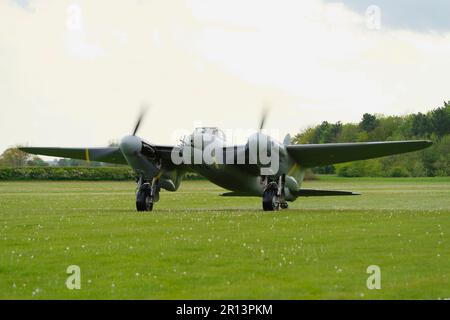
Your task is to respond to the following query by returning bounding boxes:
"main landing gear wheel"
[262,175,289,211]
[262,188,280,211]
[136,183,153,211]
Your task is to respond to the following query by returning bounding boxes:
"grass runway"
[0,177,449,299]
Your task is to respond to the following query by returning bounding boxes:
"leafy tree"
[411,112,432,138]
[359,113,379,133]
[338,123,359,142]
[430,105,450,138]
[0,147,30,167]
[292,127,316,144]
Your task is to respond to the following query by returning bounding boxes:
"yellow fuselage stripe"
[288,163,298,176]
[85,148,90,162]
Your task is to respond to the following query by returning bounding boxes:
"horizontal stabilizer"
[292,189,360,197]
[221,189,359,198]
[19,147,127,165]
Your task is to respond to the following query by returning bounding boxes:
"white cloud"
[187,0,450,118]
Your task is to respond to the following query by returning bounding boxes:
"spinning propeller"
[132,103,150,136]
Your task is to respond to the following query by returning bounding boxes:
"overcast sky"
[1,0,449,152]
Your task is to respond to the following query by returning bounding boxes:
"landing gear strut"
[262,175,288,211]
[136,176,160,212]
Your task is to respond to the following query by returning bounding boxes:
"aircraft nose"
[120,135,142,155]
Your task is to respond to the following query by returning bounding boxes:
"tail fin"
[283,133,292,145]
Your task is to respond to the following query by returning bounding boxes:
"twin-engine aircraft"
[20,110,432,211]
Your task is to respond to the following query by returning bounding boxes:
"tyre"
[262,188,280,211]
[136,187,153,211]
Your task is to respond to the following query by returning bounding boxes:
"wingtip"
[418,140,433,150]
[410,140,433,149]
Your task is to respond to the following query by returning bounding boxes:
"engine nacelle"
[120,135,160,179]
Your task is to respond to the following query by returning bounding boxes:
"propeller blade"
[132,103,150,136]
[259,104,270,131]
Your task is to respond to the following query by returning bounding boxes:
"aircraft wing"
[286,140,432,167]
[19,147,128,165]
[19,145,184,167]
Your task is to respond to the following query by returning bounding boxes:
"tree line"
[292,101,450,177]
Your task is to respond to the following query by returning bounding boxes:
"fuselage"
[180,127,305,200]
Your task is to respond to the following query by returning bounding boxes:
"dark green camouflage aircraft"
[20,111,432,211]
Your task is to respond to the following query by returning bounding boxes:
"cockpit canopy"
[181,127,226,147]
[193,127,226,141]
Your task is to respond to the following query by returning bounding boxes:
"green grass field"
[1,177,449,299]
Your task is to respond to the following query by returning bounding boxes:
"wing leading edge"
[286,140,432,167]
[19,147,128,165]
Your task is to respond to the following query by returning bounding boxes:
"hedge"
[0,167,135,181]
[0,167,205,181]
